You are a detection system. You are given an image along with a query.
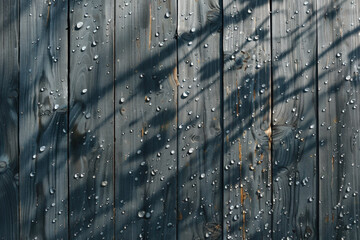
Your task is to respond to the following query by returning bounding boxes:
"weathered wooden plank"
[0,0,19,239]
[114,1,177,239]
[69,1,114,239]
[318,0,360,239]
[271,0,318,238]
[177,0,223,239]
[222,1,272,240]
[19,1,68,239]
[222,0,272,239]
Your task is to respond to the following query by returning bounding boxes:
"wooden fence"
[0,0,359,239]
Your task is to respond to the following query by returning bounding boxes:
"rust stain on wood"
[161,121,170,131]
[241,187,246,239]
[46,4,50,24]
[265,125,272,153]
[178,211,183,220]
[173,67,179,86]
[238,141,242,162]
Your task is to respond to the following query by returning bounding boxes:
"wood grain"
[271,0,318,239]
[3,1,360,239]
[69,1,114,239]
[114,0,177,239]
[0,0,19,239]
[223,0,272,239]
[177,0,223,239]
[19,0,69,239]
[318,0,360,238]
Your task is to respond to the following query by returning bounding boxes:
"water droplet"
[138,210,145,218]
[40,146,46,152]
[82,89,88,94]
[76,21,84,29]
[101,181,108,187]
[182,91,189,98]
[165,12,171,18]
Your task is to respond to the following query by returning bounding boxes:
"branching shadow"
[0,0,359,239]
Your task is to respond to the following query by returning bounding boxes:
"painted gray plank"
[271,0,318,238]
[317,0,360,239]
[0,0,19,239]
[222,0,272,239]
[114,1,177,239]
[19,1,68,239]
[69,1,114,239]
[177,0,222,239]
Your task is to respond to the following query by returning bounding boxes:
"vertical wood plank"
[19,0,69,239]
[177,0,223,239]
[271,0,318,238]
[69,1,114,239]
[318,0,360,238]
[0,1,19,239]
[222,0,272,239]
[115,0,177,239]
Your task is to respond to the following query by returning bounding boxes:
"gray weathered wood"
[0,0,19,239]
[223,0,272,239]
[4,1,360,239]
[19,1,69,239]
[177,0,223,239]
[318,0,360,238]
[69,1,114,239]
[271,0,318,238]
[114,0,177,239]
